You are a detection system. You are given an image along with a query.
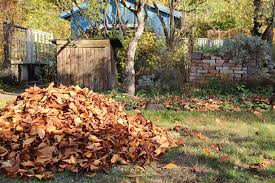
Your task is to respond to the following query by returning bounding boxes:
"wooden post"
[3,21,11,69]
[26,29,34,63]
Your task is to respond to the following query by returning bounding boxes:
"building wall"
[190,52,275,83]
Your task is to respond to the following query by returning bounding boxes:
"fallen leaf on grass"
[111,154,128,165]
[220,156,230,162]
[203,147,210,155]
[85,172,96,177]
[175,139,185,146]
[163,163,178,169]
[125,174,142,178]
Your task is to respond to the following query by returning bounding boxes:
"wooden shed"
[56,39,118,91]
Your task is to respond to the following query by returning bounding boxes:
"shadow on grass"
[160,148,275,183]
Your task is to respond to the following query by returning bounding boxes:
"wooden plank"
[89,48,94,90]
[56,39,111,48]
[70,47,76,85]
[78,47,83,87]
[105,46,111,89]
[57,45,63,82]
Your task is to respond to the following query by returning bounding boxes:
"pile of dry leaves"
[0,84,175,179]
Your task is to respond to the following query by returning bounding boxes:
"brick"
[211,55,222,60]
[210,62,223,67]
[202,63,210,68]
[231,67,242,71]
[234,70,246,74]
[192,59,203,63]
[191,63,199,66]
[197,70,208,73]
[242,67,248,71]
[208,70,219,74]
[220,70,233,74]
[205,72,217,77]
[192,52,203,60]
[216,60,225,64]
[203,59,216,64]
[223,63,236,67]
[190,67,197,72]
[234,74,242,78]
[189,76,196,81]
[229,60,237,64]
[222,66,229,70]
[216,67,223,70]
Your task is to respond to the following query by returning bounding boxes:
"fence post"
[26,29,34,63]
[3,21,11,69]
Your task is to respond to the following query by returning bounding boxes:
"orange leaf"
[111,154,127,165]
[203,147,210,155]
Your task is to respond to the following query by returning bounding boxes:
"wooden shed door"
[57,40,112,91]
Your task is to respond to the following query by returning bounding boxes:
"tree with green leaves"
[251,0,274,46]
[120,0,147,95]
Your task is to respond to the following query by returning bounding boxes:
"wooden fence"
[56,39,117,91]
[2,22,56,82]
[197,38,224,48]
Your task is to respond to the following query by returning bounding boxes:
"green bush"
[191,79,273,99]
[117,31,190,94]
[220,34,271,64]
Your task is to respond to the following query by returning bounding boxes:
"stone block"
[229,60,237,64]
[211,55,222,60]
[220,70,233,74]
[192,52,203,60]
[261,67,269,73]
[234,70,246,74]
[197,70,208,73]
[247,67,257,75]
[190,73,197,76]
[231,67,242,71]
[242,67,248,71]
[222,66,229,70]
[234,74,242,78]
[189,76,196,81]
[203,59,216,64]
[192,59,203,64]
[216,60,225,64]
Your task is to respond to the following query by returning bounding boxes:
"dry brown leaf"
[23,138,35,147]
[0,146,8,157]
[0,84,174,179]
[220,156,230,162]
[111,154,127,165]
[36,127,45,140]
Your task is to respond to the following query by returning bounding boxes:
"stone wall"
[190,52,275,82]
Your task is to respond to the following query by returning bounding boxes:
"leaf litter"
[0,83,176,179]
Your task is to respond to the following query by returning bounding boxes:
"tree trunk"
[251,0,262,36]
[125,10,145,95]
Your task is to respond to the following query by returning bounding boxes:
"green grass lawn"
[0,98,274,182]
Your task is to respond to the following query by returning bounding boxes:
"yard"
[0,97,274,183]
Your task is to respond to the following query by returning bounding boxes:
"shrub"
[117,31,190,94]
[220,34,271,64]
